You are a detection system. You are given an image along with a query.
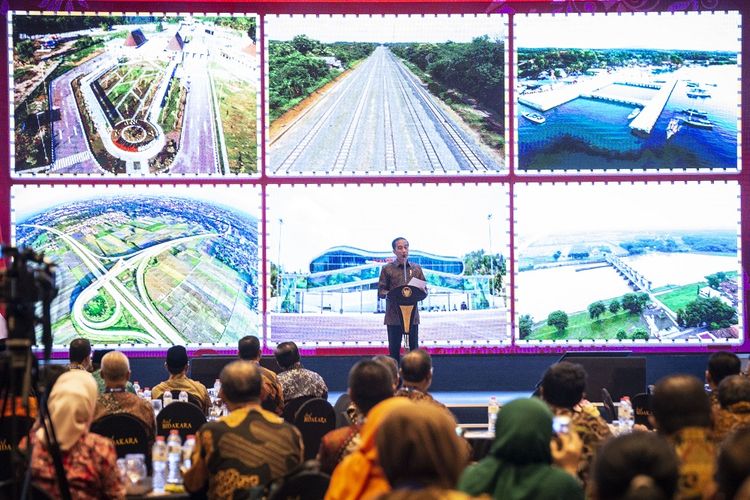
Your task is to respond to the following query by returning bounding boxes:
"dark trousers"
[387,324,419,362]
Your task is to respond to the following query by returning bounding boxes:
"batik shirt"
[277,366,328,402]
[94,388,157,441]
[258,364,285,416]
[713,401,750,444]
[151,373,211,413]
[670,427,716,500]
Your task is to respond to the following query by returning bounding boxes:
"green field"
[529,309,646,340]
[211,63,257,174]
[655,271,738,313]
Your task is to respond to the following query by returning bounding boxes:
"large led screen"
[515,182,742,345]
[515,12,741,172]
[10,13,260,177]
[266,14,506,176]
[266,184,510,347]
[11,185,261,347]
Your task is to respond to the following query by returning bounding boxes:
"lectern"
[387,284,427,351]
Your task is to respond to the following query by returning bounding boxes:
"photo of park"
[515,182,742,344]
[266,14,505,175]
[515,12,740,172]
[12,185,261,347]
[11,13,259,176]
[266,183,510,347]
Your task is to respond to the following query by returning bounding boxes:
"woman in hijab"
[326,397,414,500]
[27,369,126,499]
[458,397,584,500]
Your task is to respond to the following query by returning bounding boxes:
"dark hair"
[541,362,587,409]
[69,338,91,364]
[593,432,679,500]
[274,341,300,370]
[718,375,750,408]
[708,352,741,386]
[652,375,711,435]
[372,355,400,387]
[166,345,189,375]
[238,335,261,360]
[717,427,750,500]
[349,360,393,415]
[92,349,114,371]
[400,349,432,383]
[220,361,262,404]
[391,237,408,250]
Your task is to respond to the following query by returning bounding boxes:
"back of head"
[377,402,467,490]
[492,398,553,465]
[45,370,99,451]
[92,349,114,371]
[400,349,432,384]
[220,360,262,405]
[274,341,300,370]
[238,335,261,360]
[593,432,679,500]
[349,360,394,415]
[541,361,587,409]
[717,427,750,500]
[166,345,189,375]
[101,351,130,384]
[69,338,91,364]
[372,355,399,388]
[652,375,711,435]
[718,375,750,408]
[708,351,741,386]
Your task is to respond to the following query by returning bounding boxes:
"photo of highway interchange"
[12,14,258,176]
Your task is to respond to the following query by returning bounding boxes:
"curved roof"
[309,245,464,275]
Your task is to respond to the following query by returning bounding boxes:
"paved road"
[270,46,502,174]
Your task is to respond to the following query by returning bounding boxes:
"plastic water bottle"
[213,379,221,394]
[163,391,173,407]
[487,396,499,434]
[152,436,168,493]
[133,381,141,396]
[618,397,634,432]
[182,435,196,470]
[178,390,188,403]
[167,430,183,485]
[143,387,151,400]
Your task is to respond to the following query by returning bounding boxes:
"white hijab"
[36,369,98,451]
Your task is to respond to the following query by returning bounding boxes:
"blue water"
[518,65,738,171]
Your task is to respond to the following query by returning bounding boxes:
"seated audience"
[716,427,750,500]
[326,398,414,500]
[395,349,446,409]
[318,360,394,474]
[152,345,210,413]
[26,370,125,499]
[274,341,328,402]
[184,361,303,499]
[713,375,750,444]
[592,432,679,500]
[540,361,612,484]
[651,374,715,500]
[372,355,400,390]
[91,349,136,394]
[707,352,741,407]
[458,398,584,500]
[67,338,92,371]
[238,335,284,415]
[93,351,156,441]
[376,401,472,499]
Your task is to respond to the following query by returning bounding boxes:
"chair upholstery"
[632,392,654,429]
[266,460,331,500]
[156,401,207,440]
[0,415,34,481]
[292,398,336,461]
[91,413,151,471]
[165,390,204,410]
[283,396,314,424]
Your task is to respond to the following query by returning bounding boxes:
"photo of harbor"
[515,182,741,344]
[515,12,740,172]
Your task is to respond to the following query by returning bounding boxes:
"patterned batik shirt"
[94,389,157,441]
[713,401,750,444]
[277,366,328,402]
[670,427,717,500]
[259,365,285,416]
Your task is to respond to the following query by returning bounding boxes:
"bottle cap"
[156,436,165,441]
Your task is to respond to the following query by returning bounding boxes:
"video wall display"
[265,14,506,176]
[515,182,742,345]
[515,12,741,173]
[9,13,260,177]
[266,183,510,347]
[11,185,261,347]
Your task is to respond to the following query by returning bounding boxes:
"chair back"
[266,460,331,500]
[601,388,617,423]
[632,392,654,429]
[293,398,336,461]
[156,401,206,440]
[0,415,34,481]
[283,396,314,424]
[332,393,352,429]
[165,390,204,410]
[91,413,151,471]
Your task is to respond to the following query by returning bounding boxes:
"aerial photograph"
[266,184,509,346]
[12,185,260,346]
[515,12,740,171]
[266,14,505,175]
[11,13,259,176]
[515,182,741,344]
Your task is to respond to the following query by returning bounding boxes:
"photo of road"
[12,185,260,346]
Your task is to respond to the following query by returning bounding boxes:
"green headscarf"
[458,398,584,500]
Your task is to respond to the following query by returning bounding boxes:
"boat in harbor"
[627,108,641,120]
[687,88,711,98]
[682,116,714,129]
[522,112,546,124]
[680,108,708,118]
[666,118,681,140]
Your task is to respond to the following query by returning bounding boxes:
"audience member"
[716,427,750,500]
[184,361,302,499]
[713,375,750,444]
[26,370,125,499]
[67,338,92,371]
[395,349,446,409]
[326,398,413,500]
[238,335,284,415]
[651,374,715,500]
[540,361,612,484]
[274,341,328,402]
[592,432,679,500]
[372,354,400,391]
[376,401,471,499]
[151,345,210,413]
[318,360,394,474]
[91,348,136,394]
[93,351,156,441]
[458,398,584,500]
[707,352,741,407]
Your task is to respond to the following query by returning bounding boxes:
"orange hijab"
[326,397,414,500]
